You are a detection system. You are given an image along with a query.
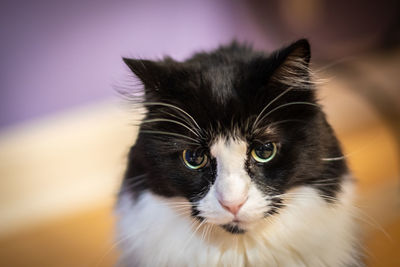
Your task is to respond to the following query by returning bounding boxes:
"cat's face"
[122,40,347,234]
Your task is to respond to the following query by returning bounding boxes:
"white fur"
[116,180,360,267]
[210,138,249,206]
[116,138,361,266]
[197,138,270,227]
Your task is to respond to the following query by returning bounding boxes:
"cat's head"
[122,39,348,234]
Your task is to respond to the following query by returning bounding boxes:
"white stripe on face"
[197,137,273,226]
[210,137,250,208]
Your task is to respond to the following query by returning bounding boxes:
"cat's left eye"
[182,149,208,170]
[251,142,277,163]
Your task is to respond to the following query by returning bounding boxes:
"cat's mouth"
[221,222,246,234]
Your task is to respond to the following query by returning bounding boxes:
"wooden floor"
[0,121,399,267]
[0,204,117,267]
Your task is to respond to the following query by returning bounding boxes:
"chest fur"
[116,183,361,267]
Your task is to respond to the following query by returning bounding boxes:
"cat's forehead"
[200,65,237,105]
[204,122,279,147]
[210,137,247,158]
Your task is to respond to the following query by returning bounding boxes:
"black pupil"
[255,143,274,159]
[185,150,204,166]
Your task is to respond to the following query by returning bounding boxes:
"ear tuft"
[270,39,312,89]
[123,58,159,85]
[285,39,311,64]
[123,58,173,96]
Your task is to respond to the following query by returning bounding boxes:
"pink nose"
[218,199,246,215]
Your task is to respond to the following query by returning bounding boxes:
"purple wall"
[0,0,264,128]
[1,0,397,128]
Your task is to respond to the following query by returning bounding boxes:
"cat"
[116,39,363,267]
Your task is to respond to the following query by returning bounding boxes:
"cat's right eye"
[182,149,208,170]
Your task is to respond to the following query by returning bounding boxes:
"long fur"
[116,180,361,266]
[116,39,363,266]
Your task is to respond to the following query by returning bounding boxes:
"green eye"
[182,149,208,170]
[251,142,277,163]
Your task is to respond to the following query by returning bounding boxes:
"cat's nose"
[218,198,247,215]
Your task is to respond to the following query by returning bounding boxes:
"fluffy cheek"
[197,183,272,227]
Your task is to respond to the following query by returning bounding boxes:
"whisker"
[159,110,203,136]
[347,207,393,242]
[142,118,200,137]
[281,194,338,202]
[173,213,192,219]
[273,202,297,209]
[256,102,321,127]
[169,203,198,207]
[94,228,143,267]
[168,206,195,211]
[313,57,356,73]
[184,219,207,250]
[275,192,339,202]
[311,178,341,182]
[323,130,381,162]
[123,174,148,190]
[166,203,193,208]
[150,109,203,137]
[139,130,200,144]
[200,223,210,244]
[124,180,146,190]
[208,224,216,244]
[321,156,346,161]
[259,185,279,194]
[266,119,307,128]
[168,206,193,211]
[142,102,201,131]
[125,173,147,180]
[205,224,213,244]
[307,183,341,187]
[252,87,294,130]
[270,191,391,242]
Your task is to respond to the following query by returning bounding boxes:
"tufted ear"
[123,58,165,93]
[123,57,187,98]
[269,39,312,89]
[277,39,311,64]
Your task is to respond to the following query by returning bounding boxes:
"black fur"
[122,39,348,228]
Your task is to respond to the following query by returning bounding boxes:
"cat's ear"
[123,58,165,92]
[269,39,311,88]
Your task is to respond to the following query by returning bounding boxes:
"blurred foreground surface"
[0,48,399,266]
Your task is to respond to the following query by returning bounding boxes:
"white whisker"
[159,110,203,136]
[183,219,207,250]
[140,130,200,144]
[308,183,341,187]
[275,192,339,202]
[252,87,294,130]
[142,102,201,131]
[142,118,200,137]
[256,101,320,127]
[321,156,346,161]
[266,119,307,128]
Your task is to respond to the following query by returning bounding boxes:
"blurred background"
[0,0,399,266]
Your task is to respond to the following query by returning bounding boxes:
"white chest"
[116,183,361,267]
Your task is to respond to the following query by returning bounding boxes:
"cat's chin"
[221,223,246,234]
[216,214,275,234]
